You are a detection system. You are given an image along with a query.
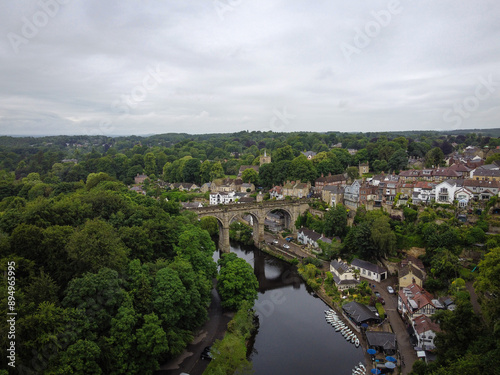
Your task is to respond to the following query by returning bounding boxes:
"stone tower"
[259,150,271,166]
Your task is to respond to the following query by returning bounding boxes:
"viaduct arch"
[193,200,311,252]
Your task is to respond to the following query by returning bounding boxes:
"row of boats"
[324,309,366,375]
[324,309,360,348]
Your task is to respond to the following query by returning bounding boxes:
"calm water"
[216,242,365,375]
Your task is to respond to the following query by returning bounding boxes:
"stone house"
[321,185,344,207]
[134,173,149,185]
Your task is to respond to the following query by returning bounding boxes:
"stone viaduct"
[192,200,311,252]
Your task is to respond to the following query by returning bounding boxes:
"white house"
[412,315,441,351]
[209,191,236,205]
[330,259,359,290]
[454,187,474,208]
[269,186,284,200]
[297,228,332,248]
[350,259,388,283]
[412,181,435,204]
[434,179,463,204]
[344,180,361,210]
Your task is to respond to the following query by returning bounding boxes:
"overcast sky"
[1,0,499,136]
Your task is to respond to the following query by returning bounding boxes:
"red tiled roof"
[413,315,441,335]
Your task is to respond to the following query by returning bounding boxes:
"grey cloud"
[0,0,499,136]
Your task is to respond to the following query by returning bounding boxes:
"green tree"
[370,215,397,258]
[55,340,102,375]
[288,155,318,183]
[210,161,225,180]
[200,216,219,236]
[433,299,479,367]
[182,158,201,184]
[66,218,129,274]
[388,149,408,172]
[200,160,212,183]
[144,152,157,176]
[119,226,154,263]
[241,168,259,185]
[135,313,169,369]
[86,172,115,190]
[152,266,187,327]
[62,267,128,334]
[217,254,259,310]
[323,204,348,238]
[346,166,359,181]
[474,247,500,325]
[425,147,445,168]
[273,145,295,163]
[372,159,389,173]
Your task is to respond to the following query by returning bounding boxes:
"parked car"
[200,346,213,360]
[387,286,395,294]
[283,244,290,249]
[273,239,279,244]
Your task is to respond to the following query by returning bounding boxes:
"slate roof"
[433,168,461,178]
[473,169,500,177]
[399,264,425,281]
[315,173,346,184]
[301,151,317,158]
[351,259,388,275]
[366,331,397,351]
[330,259,351,275]
[332,275,360,286]
[464,179,500,188]
[342,301,380,325]
[323,185,344,193]
[298,228,322,241]
[238,197,255,203]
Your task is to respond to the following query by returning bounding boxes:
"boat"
[354,338,360,347]
[350,335,356,343]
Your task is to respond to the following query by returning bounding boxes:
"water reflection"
[223,242,365,375]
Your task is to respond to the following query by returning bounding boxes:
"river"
[216,242,365,375]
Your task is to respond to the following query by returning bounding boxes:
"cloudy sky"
[1,0,499,136]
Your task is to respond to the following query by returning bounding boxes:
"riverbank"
[155,280,233,375]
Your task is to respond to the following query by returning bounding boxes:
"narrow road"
[375,278,417,375]
[263,233,311,259]
[155,281,232,375]
[466,280,483,318]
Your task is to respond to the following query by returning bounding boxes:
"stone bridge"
[192,200,311,252]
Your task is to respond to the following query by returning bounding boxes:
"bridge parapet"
[192,199,312,252]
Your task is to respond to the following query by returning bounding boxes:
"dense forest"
[2,130,500,191]
[1,129,500,374]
